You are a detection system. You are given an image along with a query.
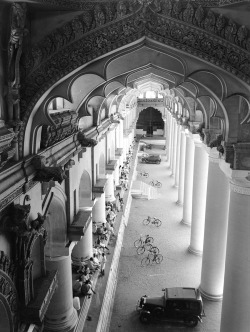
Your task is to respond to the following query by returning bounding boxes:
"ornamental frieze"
[17,4,250,157]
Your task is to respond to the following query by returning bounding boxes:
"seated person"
[93,253,100,267]
[81,280,96,298]
[96,236,110,253]
[73,279,83,296]
[106,221,115,235]
[86,257,99,271]
[76,257,86,274]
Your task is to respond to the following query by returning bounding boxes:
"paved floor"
[109,141,222,332]
[83,139,222,332]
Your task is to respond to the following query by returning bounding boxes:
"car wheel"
[184,316,198,327]
[140,312,151,324]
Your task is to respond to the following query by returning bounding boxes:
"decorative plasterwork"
[41,110,78,149]
[230,182,250,196]
[18,3,250,159]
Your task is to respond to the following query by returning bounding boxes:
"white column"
[199,150,230,300]
[188,141,209,255]
[92,193,106,223]
[177,127,186,206]
[171,119,177,176]
[71,220,93,264]
[45,256,78,331]
[220,175,250,332]
[168,114,173,168]
[181,132,195,226]
[105,173,115,202]
[174,123,181,187]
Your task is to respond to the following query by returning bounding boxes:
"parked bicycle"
[134,234,154,248]
[137,243,160,255]
[141,252,163,266]
[139,170,149,178]
[143,216,162,227]
[149,180,162,188]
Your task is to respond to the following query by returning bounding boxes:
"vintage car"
[136,287,205,327]
[141,154,161,164]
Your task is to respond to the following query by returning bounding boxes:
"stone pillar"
[71,220,93,264]
[114,162,120,187]
[174,123,181,187]
[44,256,78,331]
[105,173,115,202]
[92,193,106,223]
[171,119,177,176]
[199,150,230,300]
[177,127,186,206]
[181,132,195,226]
[168,114,173,167]
[188,141,209,255]
[220,175,250,332]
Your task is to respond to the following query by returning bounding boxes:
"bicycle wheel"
[149,181,154,187]
[155,219,162,227]
[150,246,160,254]
[141,257,151,267]
[156,182,162,188]
[144,243,152,251]
[143,218,150,226]
[134,239,143,248]
[145,236,154,245]
[155,254,163,264]
[137,246,146,255]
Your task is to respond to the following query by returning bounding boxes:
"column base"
[198,286,223,301]
[188,245,202,256]
[176,200,183,206]
[180,219,191,227]
[44,308,78,332]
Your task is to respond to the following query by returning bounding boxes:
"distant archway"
[79,170,92,208]
[136,107,164,136]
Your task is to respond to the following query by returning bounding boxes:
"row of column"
[166,111,250,332]
[44,107,137,332]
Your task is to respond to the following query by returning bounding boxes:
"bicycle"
[143,216,162,227]
[149,180,162,188]
[137,243,160,255]
[138,170,149,178]
[141,253,163,266]
[134,234,154,248]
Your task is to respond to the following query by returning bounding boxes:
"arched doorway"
[137,107,164,137]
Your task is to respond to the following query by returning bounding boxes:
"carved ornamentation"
[209,134,224,155]
[32,155,67,184]
[0,123,16,169]
[41,110,78,149]
[17,3,250,158]
[78,131,98,147]
[233,143,250,170]
[7,2,27,158]
[8,204,31,237]
[196,122,205,141]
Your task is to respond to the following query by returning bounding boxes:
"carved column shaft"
[177,128,186,206]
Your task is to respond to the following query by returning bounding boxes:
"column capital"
[229,170,250,196]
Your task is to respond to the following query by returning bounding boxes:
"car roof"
[148,154,161,159]
[165,287,199,300]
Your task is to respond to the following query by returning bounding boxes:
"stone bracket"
[106,159,117,171]
[115,148,123,157]
[68,209,92,241]
[92,178,108,197]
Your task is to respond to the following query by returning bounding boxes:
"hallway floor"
[109,142,222,332]
[84,139,222,332]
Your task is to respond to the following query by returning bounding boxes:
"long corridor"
[109,142,222,332]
